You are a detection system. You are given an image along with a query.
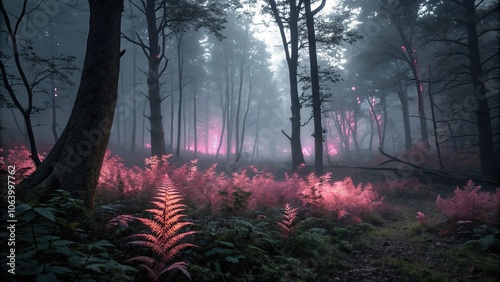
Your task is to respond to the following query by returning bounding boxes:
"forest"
[0,0,499,281]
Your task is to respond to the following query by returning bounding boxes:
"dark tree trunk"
[146,0,166,157]
[397,80,412,150]
[175,33,184,157]
[462,0,497,177]
[305,0,323,175]
[19,0,123,211]
[268,0,306,170]
[193,82,198,157]
[129,1,137,153]
[391,14,428,146]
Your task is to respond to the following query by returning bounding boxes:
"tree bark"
[268,0,306,170]
[304,0,324,174]
[461,0,497,177]
[146,0,166,157]
[19,0,124,211]
[175,33,184,157]
[397,79,412,150]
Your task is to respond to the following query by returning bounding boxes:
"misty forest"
[1,0,499,281]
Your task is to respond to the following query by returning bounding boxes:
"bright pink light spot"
[54,93,58,97]
[351,86,356,91]
[327,143,338,156]
[302,146,312,157]
[145,143,151,148]
[401,45,406,51]
[54,87,58,91]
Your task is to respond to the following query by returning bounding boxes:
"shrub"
[436,180,500,224]
[0,190,137,281]
[301,175,383,221]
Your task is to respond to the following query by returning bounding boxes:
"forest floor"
[328,178,500,282]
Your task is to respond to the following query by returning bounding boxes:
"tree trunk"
[268,0,305,170]
[397,80,412,150]
[130,1,137,153]
[146,0,166,157]
[193,82,198,157]
[305,0,323,174]
[394,21,429,146]
[19,0,123,211]
[462,0,497,177]
[175,33,184,156]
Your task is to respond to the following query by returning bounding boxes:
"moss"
[433,247,500,280]
[380,257,446,281]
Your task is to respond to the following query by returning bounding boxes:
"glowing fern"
[277,203,298,240]
[127,177,197,281]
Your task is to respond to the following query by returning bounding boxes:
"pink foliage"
[318,176,383,219]
[436,180,500,224]
[416,212,427,224]
[2,145,46,181]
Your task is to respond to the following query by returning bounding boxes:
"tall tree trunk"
[170,78,174,150]
[129,1,137,152]
[175,33,184,156]
[397,80,412,150]
[205,88,210,154]
[462,0,497,177]
[141,99,147,148]
[20,0,123,211]
[268,0,305,170]
[49,22,59,143]
[381,94,388,149]
[146,0,166,157]
[216,86,226,158]
[193,82,198,157]
[304,0,324,174]
[50,76,58,142]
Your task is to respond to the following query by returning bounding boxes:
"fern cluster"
[436,180,500,224]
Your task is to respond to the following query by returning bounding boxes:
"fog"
[1,0,499,175]
[2,1,500,281]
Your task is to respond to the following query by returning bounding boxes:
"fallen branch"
[378,148,499,185]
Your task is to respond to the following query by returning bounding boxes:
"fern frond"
[161,261,191,281]
[277,203,298,239]
[127,176,197,281]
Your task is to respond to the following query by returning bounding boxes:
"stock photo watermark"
[6,165,17,275]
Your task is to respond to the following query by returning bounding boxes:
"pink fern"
[277,203,299,240]
[126,177,197,281]
[436,180,500,224]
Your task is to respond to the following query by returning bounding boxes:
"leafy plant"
[217,186,252,215]
[462,225,500,252]
[0,190,137,281]
[126,177,197,281]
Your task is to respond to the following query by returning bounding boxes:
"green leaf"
[36,272,58,282]
[17,203,32,214]
[205,247,230,256]
[85,263,109,273]
[45,265,73,275]
[33,207,56,222]
[23,210,36,222]
[247,244,266,253]
[50,240,74,247]
[225,256,242,263]
[215,240,234,248]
